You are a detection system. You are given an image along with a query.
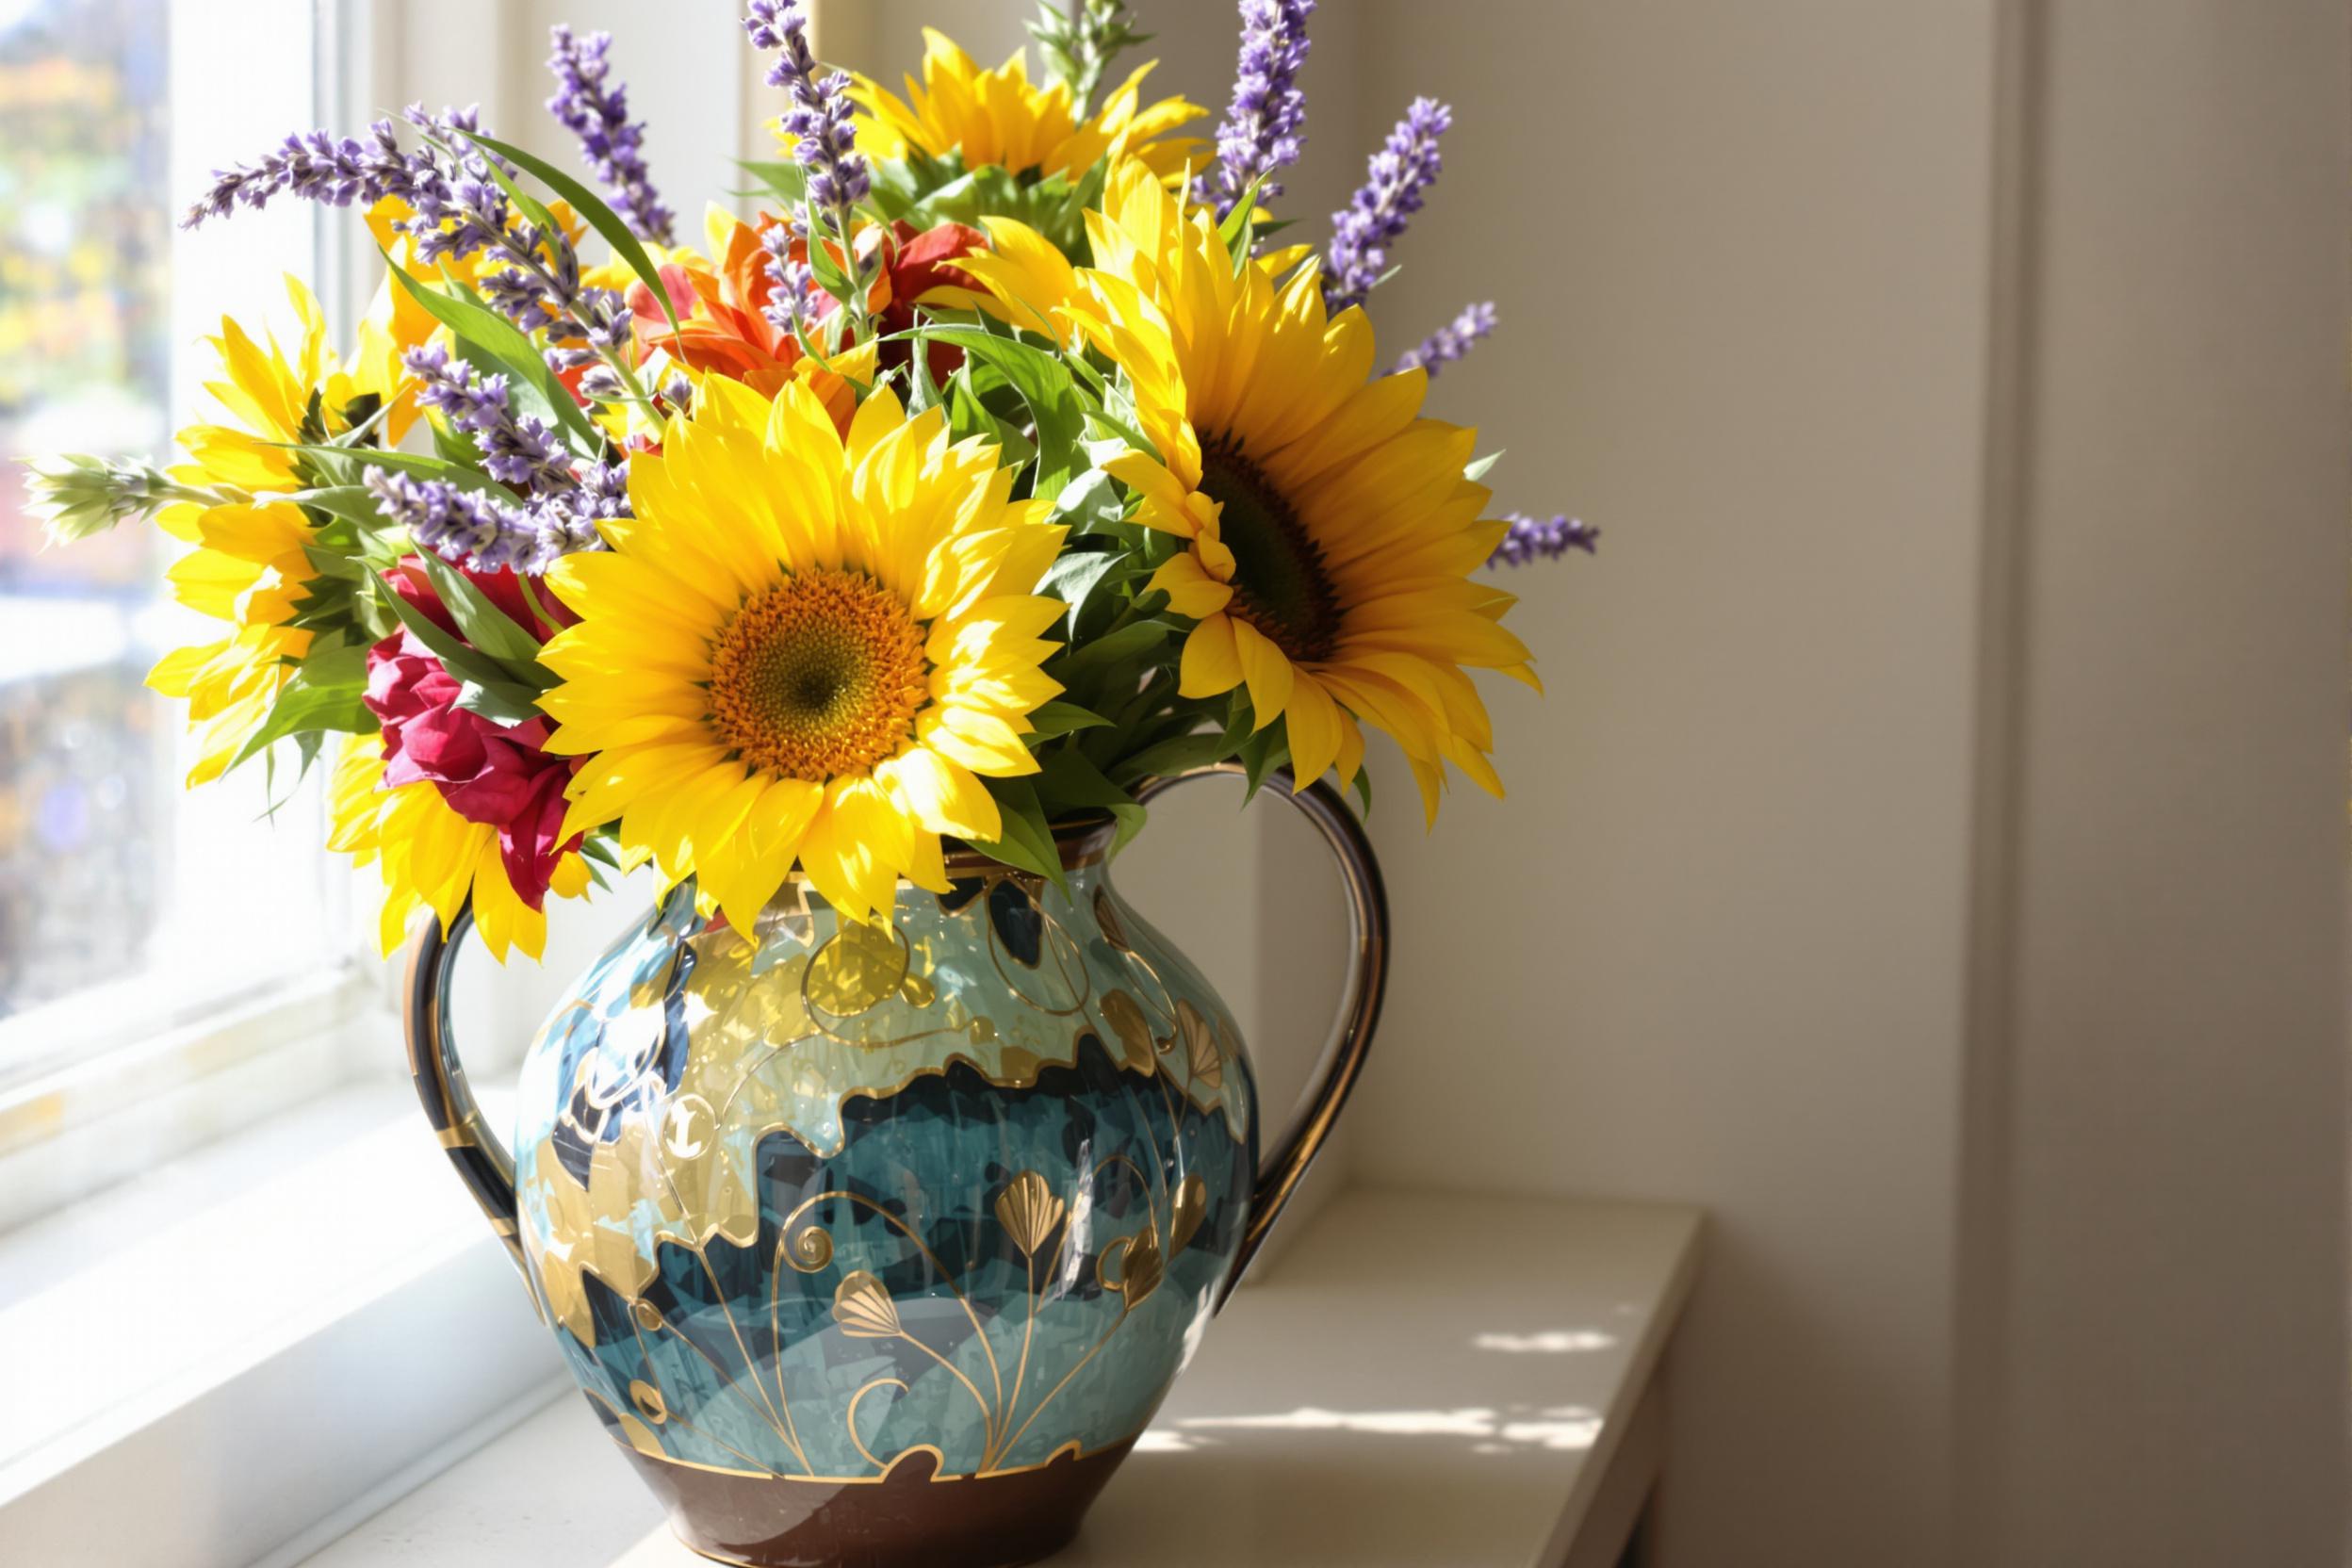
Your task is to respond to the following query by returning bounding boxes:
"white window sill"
[289,1189,1705,1568]
[0,1078,564,1568]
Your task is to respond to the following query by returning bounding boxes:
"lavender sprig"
[180,121,427,227]
[367,470,539,575]
[402,344,573,496]
[539,461,630,559]
[1394,301,1496,379]
[1195,0,1315,219]
[743,2,870,324]
[546,26,675,246]
[1325,97,1449,315]
[1487,513,1598,569]
[758,219,814,339]
[186,107,651,415]
[364,466,623,577]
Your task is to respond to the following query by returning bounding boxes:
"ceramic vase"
[402,767,1386,1568]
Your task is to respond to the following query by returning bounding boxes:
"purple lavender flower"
[1195,0,1315,219]
[546,26,675,246]
[1394,301,1496,378]
[1325,97,1449,315]
[743,2,870,248]
[403,344,574,496]
[366,470,543,575]
[186,108,634,373]
[518,463,629,564]
[181,120,426,227]
[365,465,622,577]
[759,219,814,338]
[1487,513,1599,569]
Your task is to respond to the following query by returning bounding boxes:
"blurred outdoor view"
[0,0,343,1089]
[0,0,172,1021]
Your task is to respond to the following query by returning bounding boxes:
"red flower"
[381,558,574,641]
[810,220,988,386]
[365,558,580,911]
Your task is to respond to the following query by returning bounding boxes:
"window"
[0,1,352,1121]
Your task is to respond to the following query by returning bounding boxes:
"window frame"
[0,0,397,1220]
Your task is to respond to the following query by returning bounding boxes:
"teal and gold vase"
[403,768,1386,1568]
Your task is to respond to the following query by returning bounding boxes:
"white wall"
[1344,3,1994,1559]
[1955,4,2348,1560]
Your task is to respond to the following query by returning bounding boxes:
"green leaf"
[514,572,561,634]
[227,656,374,771]
[1237,720,1292,802]
[1027,700,1112,738]
[291,484,392,534]
[385,259,603,457]
[1054,615,1169,677]
[256,728,333,818]
[1218,172,1272,271]
[906,318,942,414]
[412,550,554,680]
[301,543,369,584]
[805,232,860,305]
[374,575,548,718]
[968,776,1067,891]
[738,159,809,207]
[1048,466,1127,536]
[945,370,995,446]
[454,679,548,726]
[1037,546,1129,637]
[460,130,682,341]
[917,326,1090,502]
[1350,762,1374,816]
[279,444,522,505]
[1037,747,1148,857]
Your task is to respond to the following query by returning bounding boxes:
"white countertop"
[299,1187,1703,1568]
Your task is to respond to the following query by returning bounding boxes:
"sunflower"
[846,29,1202,186]
[960,162,1536,822]
[328,743,591,962]
[147,277,414,784]
[537,377,1066,928]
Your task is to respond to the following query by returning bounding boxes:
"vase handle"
[402,901,525,1268]
[1134,765,1390,1309]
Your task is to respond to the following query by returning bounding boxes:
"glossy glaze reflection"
[405,773,1389,1567]
[494,852,1253,1561]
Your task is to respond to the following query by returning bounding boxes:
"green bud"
[18,453,209,546]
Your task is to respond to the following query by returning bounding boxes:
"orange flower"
[629,217,973,432]
[629,220,800,390]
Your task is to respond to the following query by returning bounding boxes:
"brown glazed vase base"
[624,1440,1136,1568]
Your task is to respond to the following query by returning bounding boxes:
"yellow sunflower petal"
[1229,619,1296,727]
[1178,612,1245,698]
[1149,548,1235,618]
[540,373,1061,919]
[1282,674,1345,790]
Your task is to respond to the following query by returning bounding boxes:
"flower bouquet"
[26,3,1591,1562]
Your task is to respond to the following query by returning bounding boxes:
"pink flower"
[364,558,580,910]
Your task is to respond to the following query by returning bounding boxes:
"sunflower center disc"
[1198,433,1341,664]
[707,569,930,781]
